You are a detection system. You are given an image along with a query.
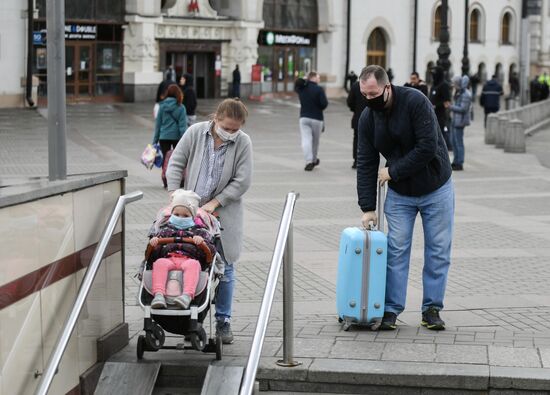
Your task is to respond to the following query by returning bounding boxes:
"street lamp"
[437,0,451,80]
[461,0,470,76]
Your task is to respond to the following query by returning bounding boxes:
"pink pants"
[152,256,200,298]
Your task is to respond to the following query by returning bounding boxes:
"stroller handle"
[145,237,214,264]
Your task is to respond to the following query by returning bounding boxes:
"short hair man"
[404,71,429,97]
[357,65,454,331]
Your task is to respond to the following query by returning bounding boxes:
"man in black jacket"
[357,65,454,331]
[179,73,197,126]
[429,66,452,150]
[295,71,329,171]
[347,80,368,169]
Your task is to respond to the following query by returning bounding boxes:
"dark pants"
[352,128,358,162]
[159,139,179,187]
[232,83,240,98]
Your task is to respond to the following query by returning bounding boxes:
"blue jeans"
[215,262,235,322]
[384,178,454,315]
[451,127,465,166]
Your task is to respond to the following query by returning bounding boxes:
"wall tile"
[0,202,40,286]
[37,193,75,269]
[0,293,43,395]
[40,275,79,395]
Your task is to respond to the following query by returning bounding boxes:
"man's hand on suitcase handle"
[362,211,377,229]
[378,167,391,185]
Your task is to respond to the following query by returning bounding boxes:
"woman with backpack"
[153,84,188,188]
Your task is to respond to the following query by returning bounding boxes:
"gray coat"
[450,75,472,129]
[166,121,253,263]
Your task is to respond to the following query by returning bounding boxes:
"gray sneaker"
[216,320,234,344]
[151,293,167,309]
[173,293,192,309]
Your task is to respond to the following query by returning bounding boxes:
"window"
[263,0,318,31]
[501,12,512,44]
[367,28,387,69]
[433,6,442,40]
[470,9,480,42]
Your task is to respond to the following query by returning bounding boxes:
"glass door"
[285,48,296,92]
[76,44,93,98]
[65,45,76,97]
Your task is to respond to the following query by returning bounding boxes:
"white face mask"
[216,126,240,142]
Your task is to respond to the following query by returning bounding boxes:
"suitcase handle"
[368,181,386,232]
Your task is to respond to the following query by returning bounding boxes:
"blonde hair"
[214,98,249,124]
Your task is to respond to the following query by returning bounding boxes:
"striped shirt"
[195,127,230,206]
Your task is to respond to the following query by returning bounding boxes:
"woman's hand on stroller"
[149,237,160,247]
[201,198,219,214]
[192,235,204,245]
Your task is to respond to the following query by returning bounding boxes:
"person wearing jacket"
[179,73,198,126]
[479,75,503,127]
[445,75,472,171]
[153,84,188,188]
[357,65,454,331]
[295,71,329,171]
[429,66,452,151]
[347,80,368,169]
[166,98,253,344]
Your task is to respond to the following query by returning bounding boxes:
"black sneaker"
[304,163,315,171]
[421,307,445,330]
[216,320,234,344]
[314,158,320,166]
[451,163,463,171]
[378,312,397,330]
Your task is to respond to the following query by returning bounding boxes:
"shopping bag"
[141,144,157,170]
[153,143,163,168]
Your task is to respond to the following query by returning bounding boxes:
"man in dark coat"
[479,75,503,127]
[346,80,368,168]
[404,71,428,97]
[232,65,241,98]
[429,66,452,150]
[179,73,197,126]
[295,71,329,171]
[357,65,454,331]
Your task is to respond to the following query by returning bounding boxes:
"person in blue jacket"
[153,84,188,188]
[479,75,503,127]
[295,71,329,171]
[357,65,454,331]
[446,75,472,171]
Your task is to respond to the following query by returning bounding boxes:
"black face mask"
[365,85,388,112]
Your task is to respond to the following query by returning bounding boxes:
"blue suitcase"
[336,185,387,330]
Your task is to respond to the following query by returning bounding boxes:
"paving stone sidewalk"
[1,96,550,386]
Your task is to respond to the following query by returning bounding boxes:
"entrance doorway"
[166,52,216,98]
[274,47,297,93]
[66,43,93,100]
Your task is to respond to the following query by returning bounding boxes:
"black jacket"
[429,80,451,129]
[357,85,452,212]
[180,73,197,116]
[347,81,368,130]
[404,82,429,97]
[295,80,328,121]
[480,79,503,111]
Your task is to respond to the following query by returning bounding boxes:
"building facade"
[2,0,549,107]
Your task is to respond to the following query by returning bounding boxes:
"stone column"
[485,113,499,144]
[504,119,526,153]
[123,0,163,102]
[495,115,508,149]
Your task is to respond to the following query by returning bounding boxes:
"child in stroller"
[148,190,215,310]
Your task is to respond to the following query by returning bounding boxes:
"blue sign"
[33,32,44,45]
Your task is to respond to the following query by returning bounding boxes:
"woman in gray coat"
[166,99,253,344]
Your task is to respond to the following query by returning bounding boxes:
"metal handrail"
[240,192,299,395]
[35,190,143,395]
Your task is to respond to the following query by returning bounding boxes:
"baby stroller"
[136,209,225,360]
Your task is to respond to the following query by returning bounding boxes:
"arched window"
[470,9,480,42]
[367,28,387,68]
[433,6,442,40]
[501,12,512,44]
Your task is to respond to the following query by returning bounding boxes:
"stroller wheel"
[146,326,165,351]
[190,327,207,351]
[137,335,145,360]
[215,335,223,361]
[152,323,166,347]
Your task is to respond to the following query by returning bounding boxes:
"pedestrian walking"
[470,72,480,100]
[295,71,329,171]
[530,75,542,103]
[154,77,177,119]
[345,70,358,92]
[231,65,241,98]
[356,65,454,331]
[165,64,176,82]
[166,98,253,344]
[480,75,503,127]
[446,75,472,171]
[429,66,452,150]
[404,71,428,97]
[346,80,368,169]
[179,73,198,126]
[153,84,188,188]
[538,71,550,100]
[509,71,520,98]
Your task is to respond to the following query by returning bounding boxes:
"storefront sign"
[258,30,316,47]
[65,24,97,40]
[33,31,45,45]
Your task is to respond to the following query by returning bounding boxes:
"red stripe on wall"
[0,232,122,310]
